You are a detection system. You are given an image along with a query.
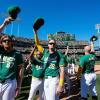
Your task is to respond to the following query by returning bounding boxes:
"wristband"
[59,79,64,87]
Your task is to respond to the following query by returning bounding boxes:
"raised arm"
[0,17,12,33]
[65,46,69,55]
[34,29,44,53]
[28,45,37,60]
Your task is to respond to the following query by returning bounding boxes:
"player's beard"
[50,48,55,53]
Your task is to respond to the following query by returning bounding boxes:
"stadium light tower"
[95,24,100,49]
[14,18,22,37]
[10,18,22,36]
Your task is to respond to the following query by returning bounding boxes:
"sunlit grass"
[88,74,100,100]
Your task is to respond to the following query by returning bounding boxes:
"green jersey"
[0,48,23,81]
[43,50,65,77]
[64,55,72,64]
[64,55,68,66]
[79,54,95,74]
[31,58,44,78]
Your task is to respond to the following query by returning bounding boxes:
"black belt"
[0,79,13,84]
[0,80,6,83]
[45,76,57,79]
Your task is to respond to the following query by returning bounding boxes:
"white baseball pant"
[44,76,59,100]
[0,79,17,100]
[81,73,97,98]
[28,77,44,100]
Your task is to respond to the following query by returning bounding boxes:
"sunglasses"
[48,43,55,45]
[2,40,11,42]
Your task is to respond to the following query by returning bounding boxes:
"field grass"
[96,74,100,99]
[16,76,40,100]
[88,74,100,100]
[16,74,100,100]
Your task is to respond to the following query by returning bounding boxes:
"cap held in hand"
[33,18,44,30]
[7,6,21,20]
[90,35,98,41]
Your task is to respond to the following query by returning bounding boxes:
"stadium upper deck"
[0,32,100,58]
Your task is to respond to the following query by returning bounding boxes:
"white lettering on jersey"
[36,65,43,70]
[49,63,55,69]
[3,56,15,68]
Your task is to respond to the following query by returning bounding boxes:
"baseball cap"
[48,39,56,44]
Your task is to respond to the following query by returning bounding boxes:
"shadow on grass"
[16,93,29,100]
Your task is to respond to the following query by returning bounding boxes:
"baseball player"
[33,18,65,100]
[0,17,23,100]
[77,45,98,100]
[43,39,65,100]
[27,29,45,100]
[65,46,76,75]
[64,46,72,96]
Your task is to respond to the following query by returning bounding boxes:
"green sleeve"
[59,54,65,67]
[16,52,23,65]
[79,56,85,68]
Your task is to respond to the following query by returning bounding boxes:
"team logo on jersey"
[89,57,95,61]
[2,56,15,68]
[36,65,43,70]
[48,63,55,69]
